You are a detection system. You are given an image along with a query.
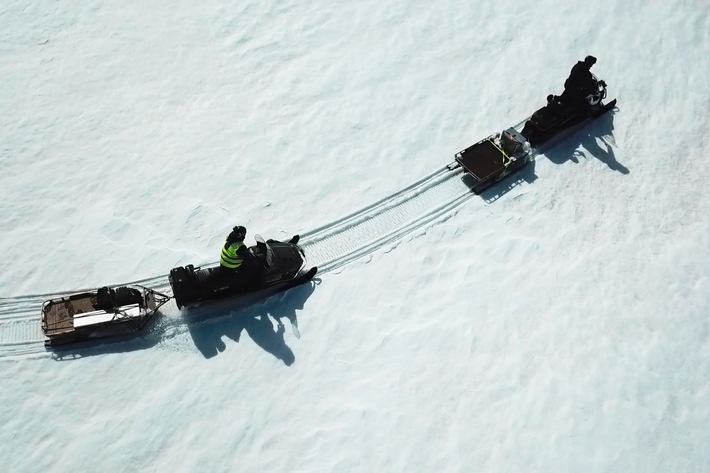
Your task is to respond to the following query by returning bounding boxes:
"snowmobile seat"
[199,267,225,284]
[530,102,575,131]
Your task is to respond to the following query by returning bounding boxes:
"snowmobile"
[41,285,170,348]
[453,74,615,192]
[169,235,317,309]
[521,76,617,147]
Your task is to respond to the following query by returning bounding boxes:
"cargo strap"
[488,139,513,167]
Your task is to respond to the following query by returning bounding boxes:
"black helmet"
[228,225,246,242]
[584,55,597,66]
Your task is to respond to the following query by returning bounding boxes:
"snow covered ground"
[1,0,709,471]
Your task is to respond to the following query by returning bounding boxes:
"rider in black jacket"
[560,56,599,106]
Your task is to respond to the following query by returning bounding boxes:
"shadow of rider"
[268,279,319,338]
[243,314,294,365]
[186,279,319,363]
[543,109,628,174]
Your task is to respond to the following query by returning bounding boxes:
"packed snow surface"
[1,1,709,472]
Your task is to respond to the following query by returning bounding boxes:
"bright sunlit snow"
[1,1,709,472]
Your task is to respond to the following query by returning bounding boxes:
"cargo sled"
[41,285,170,348]
[454,127,532,194]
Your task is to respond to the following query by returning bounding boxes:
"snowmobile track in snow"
[300,165,473,272]
[0,103,618,357]
[0,163,481,357]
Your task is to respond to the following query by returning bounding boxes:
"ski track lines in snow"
[0,112,588,357]
[301,165,471,272]
[0,164,477,357]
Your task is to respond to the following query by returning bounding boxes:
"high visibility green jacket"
[220,242,244,269]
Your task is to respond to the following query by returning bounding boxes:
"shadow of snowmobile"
[185,278,320,363]
[543,108,628,174]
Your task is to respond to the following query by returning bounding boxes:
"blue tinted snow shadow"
[543,109,627,174]
[185,279,320,363]
[49,279,320,363]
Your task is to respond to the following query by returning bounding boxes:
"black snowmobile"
[521,76,617,147]
[169,235,317,309]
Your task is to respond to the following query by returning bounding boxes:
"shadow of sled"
[543,107,628,174]
[50,318,164,361]
[185,278,320,363]
[467,158,538,203]
[51,279,320,362]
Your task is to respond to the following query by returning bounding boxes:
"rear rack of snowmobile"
[455,127,531,194]
[41,285,170,348]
